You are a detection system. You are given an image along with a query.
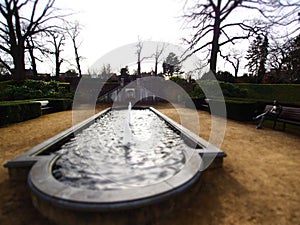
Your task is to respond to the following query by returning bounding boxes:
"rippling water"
[53,109,194,190]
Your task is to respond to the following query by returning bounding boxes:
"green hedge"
[224,100,258,121]
[205,99,257,121]
[186,97,206,109]
[186,83,300,121]
[190,97,300,121]
[0,101,41,126]
[48,99,72,112]
[235,84,300,104]
[189,81,248,99]
[0,80,72,101]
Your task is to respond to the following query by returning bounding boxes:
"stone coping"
[28,151,202,211]
[151,107,226,155]
[4,108,111,169]
[4,106,226,209]
[4,106,225,170]
[25,106,225,211]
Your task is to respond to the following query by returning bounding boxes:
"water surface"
[53,109,194,190]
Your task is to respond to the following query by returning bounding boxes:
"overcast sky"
[52,0,193,75]
[48,0,297,77]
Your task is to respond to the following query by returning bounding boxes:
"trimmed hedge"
[189,98,263,121]
[0,101,41,126]
[205,99,258,121]
[224,100,258,121]
[0,98,73,126]
[48,99,72,112]
[186,97,208,110]
[235,83,300,104]
[189,81,248,99]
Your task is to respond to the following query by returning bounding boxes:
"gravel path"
[0,103,299,225]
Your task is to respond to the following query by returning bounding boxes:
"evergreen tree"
[258,35,269,80]
[162,52,181,76]
[285,34,300,81]
[245,34,269,83]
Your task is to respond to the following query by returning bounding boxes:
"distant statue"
[255,100,282,129]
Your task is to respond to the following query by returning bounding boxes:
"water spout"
[123,120,131,148]
[128,102,132,125]
[123,102,132,148]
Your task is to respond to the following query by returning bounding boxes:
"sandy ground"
[0,103,299,225]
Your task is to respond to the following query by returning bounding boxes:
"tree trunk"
[234,69,238,78]
[234,60,240,78]
[210,44,219,74]
[31,59,38,79]
[154,60,158,75]
[27,40,38,78]
[72,39,82,77]
[55,53,60,80]
[75,54,82,77]
[13,60,25,81]
[137,61,141,77]
[210,12,221,74]
[12,45,26,81]
[29,50,38,78]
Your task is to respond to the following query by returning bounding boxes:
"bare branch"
[0,0,71,80]
[0,56,12,73]
[65,21,83,76]
[181,41,212,63]
[181,0,299,72]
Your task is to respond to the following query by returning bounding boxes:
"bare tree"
[26,32,52,78]
[47,30,65,80]
[99,64,112,79]
[0,0,66,80]
[182,0,300,74]
[220,48,243,77]
[153,43,166,75]
[135,37,152,77]
[136,38,143,77]
[268,40,288,81]
[66,21,83,77]
[283,34,300,81]
[26,37,38,78]
[192,60,206,80]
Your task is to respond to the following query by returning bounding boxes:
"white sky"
[41,0,297,77]
[52,0,194,75]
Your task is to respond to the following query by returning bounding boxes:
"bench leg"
[283,122,286,131]
[273,121,277,129]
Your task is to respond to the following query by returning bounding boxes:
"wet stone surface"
[53,109,195,190]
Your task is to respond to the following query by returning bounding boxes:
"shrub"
[220,82,248,98]
[169,76,187,85]
[191,81,248,99]
[0,80,72,101]
[189,83,205,98]
[0,101,41,126]
[10,85,44,99]
[23,79,46,90]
